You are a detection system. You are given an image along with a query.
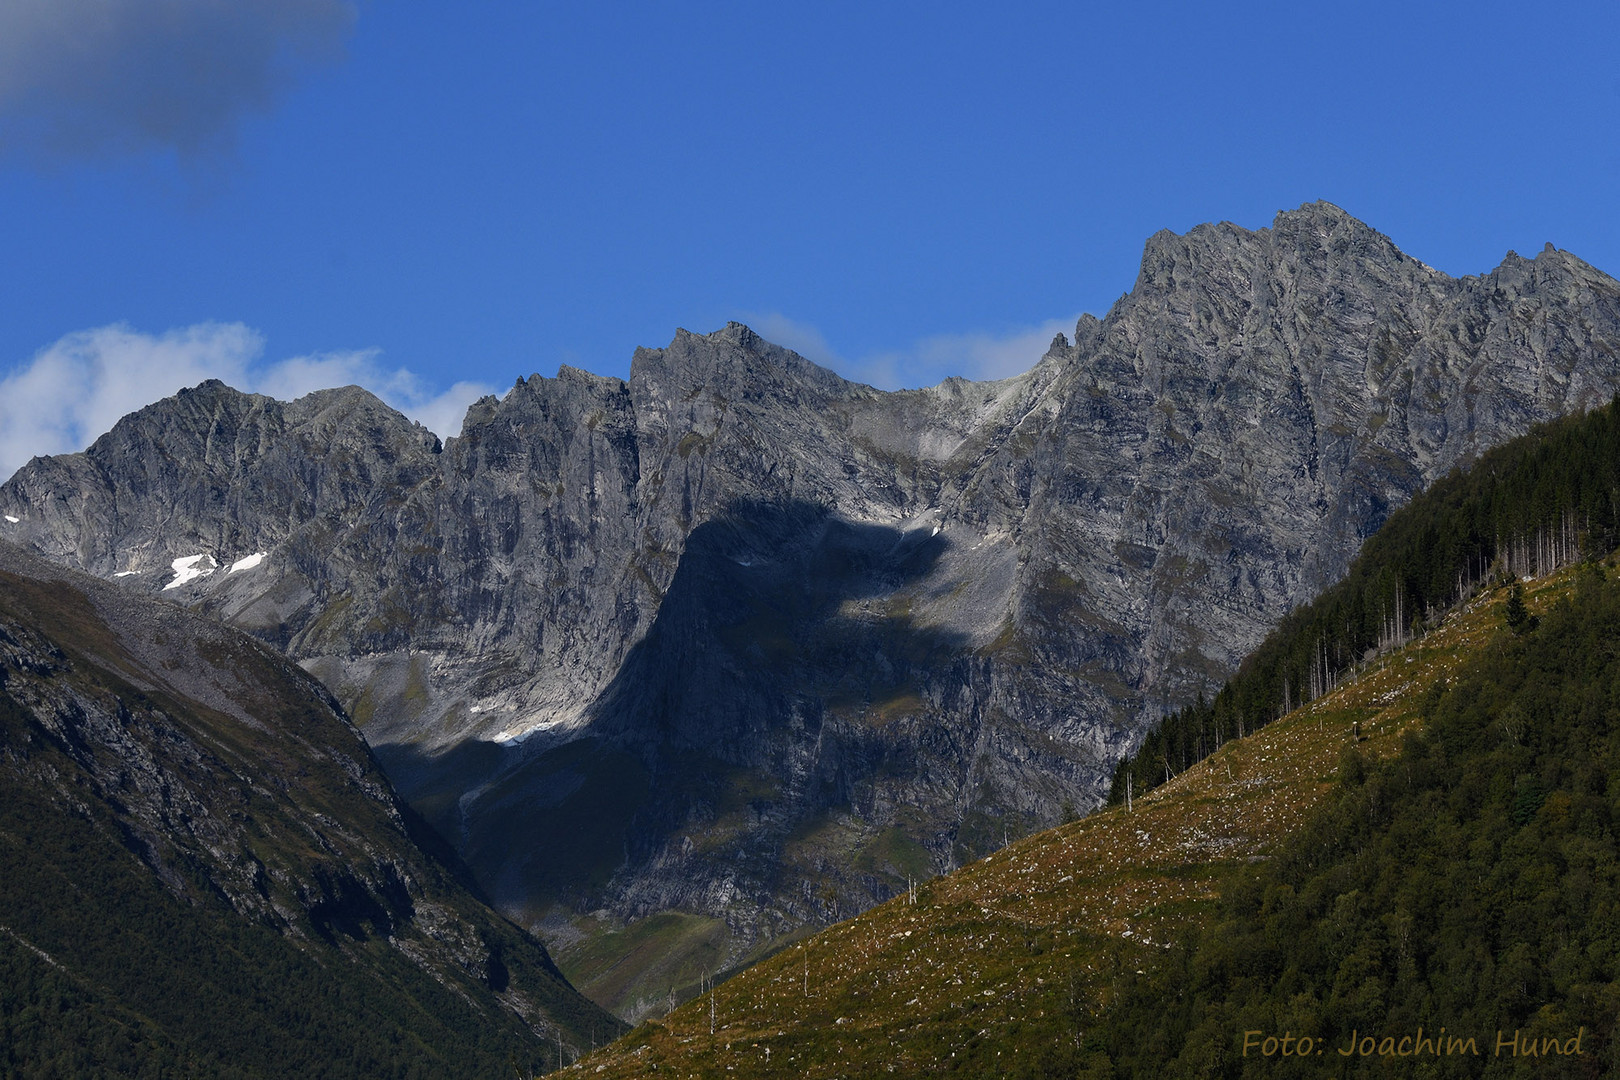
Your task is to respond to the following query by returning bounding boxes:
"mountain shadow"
[393,499,968,928]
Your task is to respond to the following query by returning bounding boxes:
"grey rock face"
[6,202,1620,1014]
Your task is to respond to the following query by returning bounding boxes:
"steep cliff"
[5,202,1619,1015]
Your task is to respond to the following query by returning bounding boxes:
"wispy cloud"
[0,322,493,481]
[738,311,1081,390]
[248,349,493,442]
[0,0,355,160]
[744,313,842,369]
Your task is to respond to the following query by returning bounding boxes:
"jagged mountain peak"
[633,321,855,406]
[1479,239,1618,295]
[7,206,1620,1018]
[1268,197,1377,236]
[1132,201,1420,304]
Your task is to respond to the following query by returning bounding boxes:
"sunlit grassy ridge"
[566,560,1579,1077]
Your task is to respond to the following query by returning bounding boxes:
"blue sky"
[1,1,1617,475]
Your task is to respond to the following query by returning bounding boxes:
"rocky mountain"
[576,399,1620,1075]
[0,539,620,1074]
[5,201,1620,1016]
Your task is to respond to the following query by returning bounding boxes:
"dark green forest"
[1066,559,1620,1077]
[1112,396,1620,805]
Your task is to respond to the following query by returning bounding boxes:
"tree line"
[1111,395,1620,805]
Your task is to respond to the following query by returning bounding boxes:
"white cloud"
[743,313,841,369]
[0,322,494,482]
[0,323,261,479]
[903,318,1082,383]
[0,0,355,160]
[738,311,1081,390]
[410,381,496,443]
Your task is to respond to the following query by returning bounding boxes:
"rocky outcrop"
[5,202,1620,1015]
[0,539,619,1063]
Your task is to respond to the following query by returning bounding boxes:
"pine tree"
[1503,581,1536,634]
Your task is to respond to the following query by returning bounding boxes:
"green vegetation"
[1113,394,1620,805]
[0,693,578,1079]
[1503,580,1538,635]
[1090,560,1620,1077]
[852,825,933,883]
[865,690,926,726]
[555,912,730,1021]
[677,431,712,458]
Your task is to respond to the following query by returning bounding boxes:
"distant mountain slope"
[6,203,1620,1013]
[572,544,1612,1077]
[0,540,620,1077]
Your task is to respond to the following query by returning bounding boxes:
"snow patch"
[163,553,218,590]
[228,551,267,574]
[3,515,17,523]
[113,571,140,578]
[495,712,579,745]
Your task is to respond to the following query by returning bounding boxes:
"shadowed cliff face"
[593,499,959,750]
[385,501,974,937]
[7,202,1620,1014]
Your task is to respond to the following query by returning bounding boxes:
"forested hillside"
[1092,558,1620,1077]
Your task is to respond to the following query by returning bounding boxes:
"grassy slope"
[554,910,733,1019]
[566,563,1580,1078]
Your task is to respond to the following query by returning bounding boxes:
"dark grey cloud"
[0,0,355,159]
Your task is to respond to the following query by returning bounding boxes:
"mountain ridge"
[5,201,1620,1015]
